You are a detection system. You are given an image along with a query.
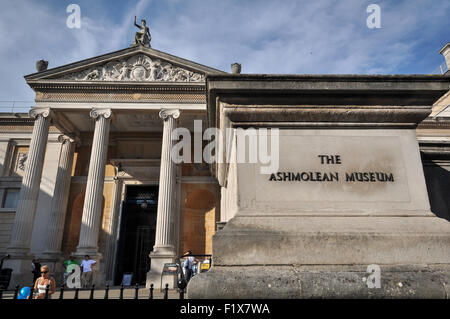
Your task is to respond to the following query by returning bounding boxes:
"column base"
[3,254,35,289]
[146,251,177,289]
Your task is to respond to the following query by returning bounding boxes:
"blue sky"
[0,0,449,104]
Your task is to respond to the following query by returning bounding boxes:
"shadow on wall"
[423,161,450,222]
[61,191,106,255]
[183,189,216,255]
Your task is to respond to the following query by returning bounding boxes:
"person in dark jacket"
[31,259,41,284]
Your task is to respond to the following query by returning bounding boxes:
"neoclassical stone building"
[0,39,449,291]
[1,43,226,288]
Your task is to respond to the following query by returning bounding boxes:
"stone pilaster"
[74,109,112,260]
[147,108,180,289]
[6,108,53,286]
[40,134,79,279]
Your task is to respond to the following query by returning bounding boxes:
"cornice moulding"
[28,80,206,91]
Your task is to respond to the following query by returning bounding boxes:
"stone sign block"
[236,129,430,215]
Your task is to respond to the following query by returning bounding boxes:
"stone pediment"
[25,46,225,85]
[60,53,205,82]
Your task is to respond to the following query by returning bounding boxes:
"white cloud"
[151,0,449,74]
[0,0,151,104]
[0,0,448,103]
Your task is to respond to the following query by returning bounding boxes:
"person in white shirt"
[80,255,96,289]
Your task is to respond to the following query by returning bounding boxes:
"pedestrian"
[191,259,198,277]
[80,255,96,289]
[31,259,41,284]
[62,255,79,286]
[182,251,198,283]
[33,265,56,299]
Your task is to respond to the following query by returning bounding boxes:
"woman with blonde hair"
[33,265,56,299]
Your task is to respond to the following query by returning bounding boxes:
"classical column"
[147,108,180,289]
[41,134,79,260]
[153,109,180,254]
[74,109,112,258]
[6,108,53,286]
[7,108,53,256]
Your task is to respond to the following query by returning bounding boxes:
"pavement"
[0,286,183,299]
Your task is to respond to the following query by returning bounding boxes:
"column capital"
[29,107,54,120]
[159,109,180,120]
[58,134,81,147]
[90,108,112,120]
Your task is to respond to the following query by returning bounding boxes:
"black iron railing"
[0,282,179,300]
[0,253,213,300]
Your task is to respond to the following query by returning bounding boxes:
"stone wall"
[0,211,14,255]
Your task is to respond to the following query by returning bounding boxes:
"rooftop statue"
[133,16,151,47]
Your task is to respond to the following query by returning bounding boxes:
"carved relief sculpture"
[10,147,29,177]
[62,54,205,82]
[17,153,28,171]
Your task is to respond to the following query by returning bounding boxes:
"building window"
[2,188,20,208]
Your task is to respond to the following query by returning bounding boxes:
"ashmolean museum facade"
[1,26,450,297]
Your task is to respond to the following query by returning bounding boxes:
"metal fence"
[0,253,214,300]
[0,282,186,300]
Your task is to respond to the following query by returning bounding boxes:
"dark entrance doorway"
[115,185,158,285]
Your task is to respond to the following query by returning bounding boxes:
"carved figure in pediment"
[149,60,161,81]
[61,54,205,82]
[118,62,129,80]
[84,69,101,80]
[103,61,129,81]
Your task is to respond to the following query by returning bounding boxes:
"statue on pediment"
[133,16,151,47]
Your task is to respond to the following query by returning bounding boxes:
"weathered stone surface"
[211,216,450,266]
[188,265,450,299]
